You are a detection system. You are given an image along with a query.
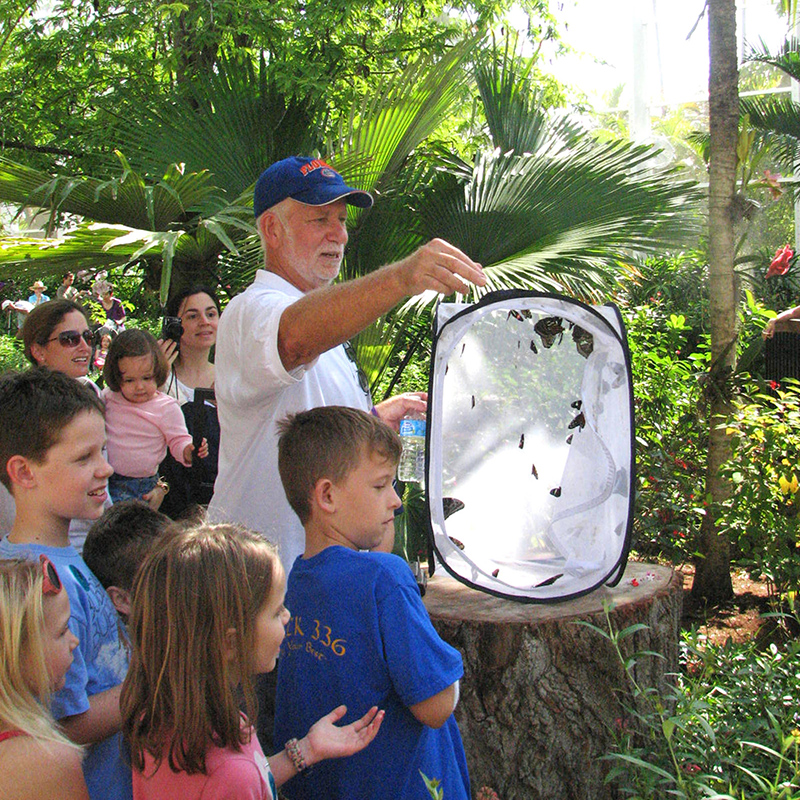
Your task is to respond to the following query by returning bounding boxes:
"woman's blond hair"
[122,523,279,775]
[0,559,81,750]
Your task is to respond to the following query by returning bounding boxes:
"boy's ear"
[5,455,37,490]
[313,478,336,514]
[106,586,132,618]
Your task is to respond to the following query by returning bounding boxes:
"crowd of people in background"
[0,156,485,800]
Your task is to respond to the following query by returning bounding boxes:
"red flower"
[763,169,783,199]
[767,245,794,278]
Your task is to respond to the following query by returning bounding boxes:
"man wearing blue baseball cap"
[211,155,484,565]
[209,155,484,749]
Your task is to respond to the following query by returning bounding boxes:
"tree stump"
[424,562,683,800]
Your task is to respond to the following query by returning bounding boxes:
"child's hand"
[302,705,384,765]
[183,438,209,464]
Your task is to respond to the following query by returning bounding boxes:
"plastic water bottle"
[398,413,426,482]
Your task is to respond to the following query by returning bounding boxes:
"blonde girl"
[122,523,383,800]
[0,557,86,800]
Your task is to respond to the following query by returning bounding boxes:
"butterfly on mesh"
[534,316,565,349]
[507,309,532,322]
[571,324,594,358]
[442,497,465,519]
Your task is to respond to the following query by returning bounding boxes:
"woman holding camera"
[159,286,222,518]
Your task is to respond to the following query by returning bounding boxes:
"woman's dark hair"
[104,329,169,392]
[165,286,221,319]
[21,300,90,365]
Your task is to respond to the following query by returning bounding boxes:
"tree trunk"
[425,563,684,800]
[693,0,738,604]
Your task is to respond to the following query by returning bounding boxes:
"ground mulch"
[679,564,773,647]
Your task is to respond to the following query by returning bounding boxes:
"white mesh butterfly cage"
[425,290,635,602]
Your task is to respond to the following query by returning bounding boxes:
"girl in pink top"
[122,524,384,800]
[0,557,87,800]
[103,329,208,505]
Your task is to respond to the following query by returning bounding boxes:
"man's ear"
[106,586,132,618]
[5,455,36,491]
[259,210,283,248]
[313,477,336,515]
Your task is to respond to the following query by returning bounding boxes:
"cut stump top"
[423,561,679,624]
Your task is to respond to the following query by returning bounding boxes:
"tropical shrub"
[720,382,800,598]
[623,297,708,563]
[598,617,800,799]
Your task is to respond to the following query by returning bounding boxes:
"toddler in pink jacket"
[103,329,207,504]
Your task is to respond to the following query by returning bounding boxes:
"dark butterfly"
[534,316,565,349]
[449,536,466,551]
[565,434,573,445]
[572,325,594,358]
[535,573,563,587]
[571,399,582,410]
[491,568,500,578]
[568,412,586,430]
[518,433,525,449]
[530,340,538,354]
[471,395,475,408]
[460,342,466,356]
[442,497,465,519]
[531,463,539,479]
[507,309,532,322]
[550,487,562,497]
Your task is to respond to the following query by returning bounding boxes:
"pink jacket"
[103,389,193,477]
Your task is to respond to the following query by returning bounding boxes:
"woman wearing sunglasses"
[22,300,95,379]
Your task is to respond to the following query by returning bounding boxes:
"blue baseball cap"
[253,156,374,218]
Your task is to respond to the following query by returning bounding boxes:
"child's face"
[100,334,112,350]
[29,410,113,523]
[251,563,290,675]
[41,589,79,691]
[330,450,402,551]
[118,354,158,404]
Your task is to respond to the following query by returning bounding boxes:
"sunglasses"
[45,329,94,348]
[343,340,372,402]
[39,555,62,596]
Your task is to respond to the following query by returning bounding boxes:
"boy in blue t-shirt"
[274,405,470,800]
[0,368,131,800]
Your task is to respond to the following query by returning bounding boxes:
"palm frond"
[327,38,478,195]
[412,144,699,301]
[110,53,323,200]
[745,37,800,82]
[474,33,582,156]
[0,153,225,230]
[740,95,800,172]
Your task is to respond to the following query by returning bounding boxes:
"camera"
[161,316,184,348]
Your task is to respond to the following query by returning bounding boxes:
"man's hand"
[390,239,486,297]
[374,392,428,431]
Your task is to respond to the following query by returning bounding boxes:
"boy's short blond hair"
[277,406,402,525]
